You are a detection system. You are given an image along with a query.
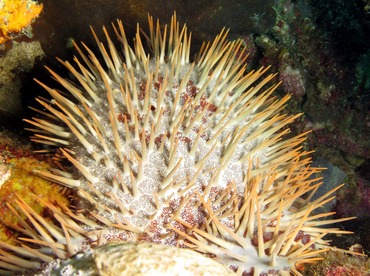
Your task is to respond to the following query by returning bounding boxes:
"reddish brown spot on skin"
[138,93,145,101]
[137,82,148,101]
[154,135,163,147]
[180,93,189,102]
[158,206,173,227]
[148,219,159,234]
[154,133,170,147]
[301,233,311,245]
[200,131,210,141]
[136,233,153,243]
[186,80,198,98]
[143,131,151,143]
[179,201,204,228]
[294,230,304,242]
[199,95,217,112]
[187,86,198,97]
[293,230,312,247]
[153,76,164,90]
[97,225,132,243]
[139,82,146,92]
[171,220,186,234]
[242,268,254,276]
[154,82,161,90]
[251,231,286,249]
[229,265,238,273]
[174,131,192,147]
[137,113,145,123]
[180,135,192,145]
[263,232,274,242]
[117,113,131,123]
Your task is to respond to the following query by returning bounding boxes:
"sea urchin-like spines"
[21,13,355,275]
[27,13,291,228]
[169,159,355,275]
[171,180,352,275]
[0,195,102,274]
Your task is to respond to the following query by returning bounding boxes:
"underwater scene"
[0,0,369,275]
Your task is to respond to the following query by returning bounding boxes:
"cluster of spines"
[0,195,102,275]
[23,13,294,226]
[0,13,357,276]
[170,164,354,275]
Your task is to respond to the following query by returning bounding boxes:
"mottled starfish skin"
[6,14,352,275]
[45,40,269,233]
[35,18,295,238]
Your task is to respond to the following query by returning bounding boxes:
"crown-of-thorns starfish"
[0,13,355,275]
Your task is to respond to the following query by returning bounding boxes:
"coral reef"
[309,0,369,59]
[305,246,370,275]
[248,0,370,255]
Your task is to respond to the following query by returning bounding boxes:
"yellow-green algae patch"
[0,132,70,244]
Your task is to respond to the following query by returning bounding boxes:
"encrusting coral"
[0,0,43,44]
[0,13,359,275]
